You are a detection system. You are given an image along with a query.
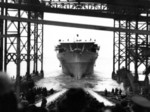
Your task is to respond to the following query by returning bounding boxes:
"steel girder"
[2,1,150,78]
[33,22,43,75]
[1,0,150,90]
[0,1,150,21]
[3,0,44,79]
[0,0,4,71]
[113,18,150,82]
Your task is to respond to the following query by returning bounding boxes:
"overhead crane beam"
[0,15,150,35]
[43,0,150,8]
[0,2,149,21]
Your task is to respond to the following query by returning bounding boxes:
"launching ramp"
[84,89,115,106]
[35,89,68,107]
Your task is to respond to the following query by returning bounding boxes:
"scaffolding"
[0,0,44,97]
[1,0,150,95]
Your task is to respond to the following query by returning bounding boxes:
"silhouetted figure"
[41,96,47,108]
[49,88,54,95]
[26,89,36,104]
[104,89,108,96]
[119,89,122,95]
[38,96,48,112]
[115,88,118,95]
[42,87,48,97]
[0,72,18,112]
[111,88,114,95]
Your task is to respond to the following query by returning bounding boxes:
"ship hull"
[57,52,98,79]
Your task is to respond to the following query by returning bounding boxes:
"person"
[0,72,18,112]
[41,96,47,108]
[111,88,114,95]
[38,99,48,112]
[119,89,122,95]
[104,89,108,96]
[115,88,118,95]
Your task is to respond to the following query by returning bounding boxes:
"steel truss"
[42,0,150,82]
[1,0,44,80]
[113,18,150,82]
[0,0,150,91]
[0,1,150,21]
[1,0,150,78]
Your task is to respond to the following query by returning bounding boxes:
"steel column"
[134,21,138,82]
[118,20,121,70]
[33,22,38,75]
[37,23,44,76]
[0,0,4,71]
[16,0,21,99]
[113,19,115,72]
[4,2,7,71]
[26,11,31,79]
[125,21,129,70]
[41,24,44,76]
[114,20,127,72]
[3,0,43,79]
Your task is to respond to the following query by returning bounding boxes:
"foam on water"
[36,70,124,91]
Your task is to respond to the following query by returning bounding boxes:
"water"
[6,55,124,91]
[35,70,123,106]
[36,70,124,91]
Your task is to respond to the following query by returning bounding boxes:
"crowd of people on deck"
[0,72,150,112]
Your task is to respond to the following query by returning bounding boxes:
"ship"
[55,37,100,79]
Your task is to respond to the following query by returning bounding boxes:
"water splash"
[36,70,124,91]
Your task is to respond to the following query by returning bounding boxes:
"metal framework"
[0,1,150,21]
[43,0,150,82]
[0,0,44,80]
[0,0,150,94]
[113,20,150,81]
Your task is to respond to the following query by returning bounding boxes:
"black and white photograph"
[0,0,150,112]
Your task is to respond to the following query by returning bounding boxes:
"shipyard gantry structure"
[1,0,150,92]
